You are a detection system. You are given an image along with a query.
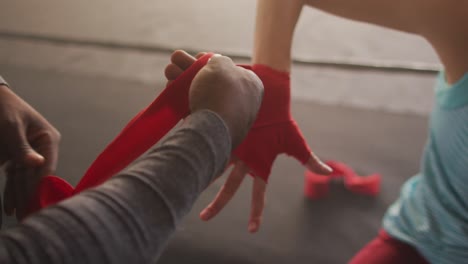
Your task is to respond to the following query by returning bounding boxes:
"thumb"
[22,149,45,167]
[283,121,312,163]
[6,126,45,167]
[283,121,332,175]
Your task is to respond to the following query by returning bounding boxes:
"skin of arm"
[304,0,468,83]
[254,0,468,83]
[252,0,305,72]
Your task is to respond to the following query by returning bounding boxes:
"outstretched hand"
[199,64,332,233]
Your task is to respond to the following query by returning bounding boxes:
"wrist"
[215,111,246,149]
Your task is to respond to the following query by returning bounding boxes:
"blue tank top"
[383,71,468,264]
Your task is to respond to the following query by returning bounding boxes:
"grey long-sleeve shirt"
[0,109,231,264]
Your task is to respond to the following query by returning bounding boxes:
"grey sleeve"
[0,110,231,264]
[0,75,8,87]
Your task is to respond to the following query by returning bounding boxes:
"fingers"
[33,132,60,177]
[195,52,207,59]
[206,159,234,188]
[164,64,184,81]
[4,124,44,168]
[3,164,16,216]
[12,167,32,220]
[306,151,332,175]
[2,126,45,218]
[200,161,249,221]
[164,50,202,86]
[249,176,266,233]
[171,50,196,70]
[3,163,39,220]
[284,122,332,175]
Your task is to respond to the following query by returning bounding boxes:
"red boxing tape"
[26,53,215,217]
[26,53,320,218]
[233,64,312,180]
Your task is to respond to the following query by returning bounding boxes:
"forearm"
[252,0,304,72]
[306,0,468,83]
[251,0,423,72]
[0,110,231,264]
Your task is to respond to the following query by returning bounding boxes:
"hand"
[166,51,264,148]
[165,51,328,234]
[0,85,60,219]
[189,54,264,148]
[199,64,332,233]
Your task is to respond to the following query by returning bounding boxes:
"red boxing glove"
[233,64,311,182]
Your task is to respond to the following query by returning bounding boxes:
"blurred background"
[0,0,440,114]
[0,1,438,263]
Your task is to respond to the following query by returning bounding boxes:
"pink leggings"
[349,230,429,264]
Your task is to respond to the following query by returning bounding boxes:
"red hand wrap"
[25,55,313,217]
[233,64,311,181]
[26,53,214,217]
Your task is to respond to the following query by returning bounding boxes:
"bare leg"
[252,0,305,72]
